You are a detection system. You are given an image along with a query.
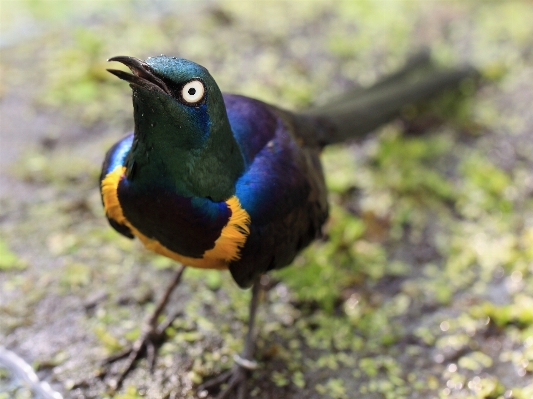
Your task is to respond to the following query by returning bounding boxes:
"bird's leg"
[103,264,186,391]
[198,279,263,399]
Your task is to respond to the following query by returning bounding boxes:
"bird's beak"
[107,56,171,96]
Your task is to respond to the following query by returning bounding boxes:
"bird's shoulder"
[223,93,326,223]
[100,134,135,238]
[223,93,322,165]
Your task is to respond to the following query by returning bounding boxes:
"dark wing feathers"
[223,94,278,167]
[226,96,328,287]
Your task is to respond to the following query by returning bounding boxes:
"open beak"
[107,56,171,96]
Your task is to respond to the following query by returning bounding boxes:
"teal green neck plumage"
[123,57,244,202]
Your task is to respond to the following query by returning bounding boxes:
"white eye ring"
[181,79,205,104]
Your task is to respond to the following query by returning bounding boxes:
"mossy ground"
[1,1,532,398]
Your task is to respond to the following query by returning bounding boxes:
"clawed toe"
[102,317,170,391]
[99,265,186,392]
[197,282,263,398]
[197,364,251,399]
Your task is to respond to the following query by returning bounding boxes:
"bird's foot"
[102,309,180,392]
[197,354,258,399]
[101,265,186,392]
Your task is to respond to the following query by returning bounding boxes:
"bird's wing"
[224,95,328,287]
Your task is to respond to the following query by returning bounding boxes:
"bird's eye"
[180,79,205,105]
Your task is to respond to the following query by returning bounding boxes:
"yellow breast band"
[101,166,250,269]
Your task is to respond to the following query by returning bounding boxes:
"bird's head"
[107,55,244,200]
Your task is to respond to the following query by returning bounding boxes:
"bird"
[100,51,475,398]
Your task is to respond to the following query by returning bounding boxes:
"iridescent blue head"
[107,55,244,201]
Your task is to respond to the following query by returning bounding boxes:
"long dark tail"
[305,50,478,146]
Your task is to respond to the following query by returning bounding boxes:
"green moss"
[59,262,92,289]
[471,295,533,328]
[93,324,125,354]
[315,378,347,399]
[114,386,145,399]
[0,239,26,270]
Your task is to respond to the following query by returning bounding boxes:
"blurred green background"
[1,1,532,398]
